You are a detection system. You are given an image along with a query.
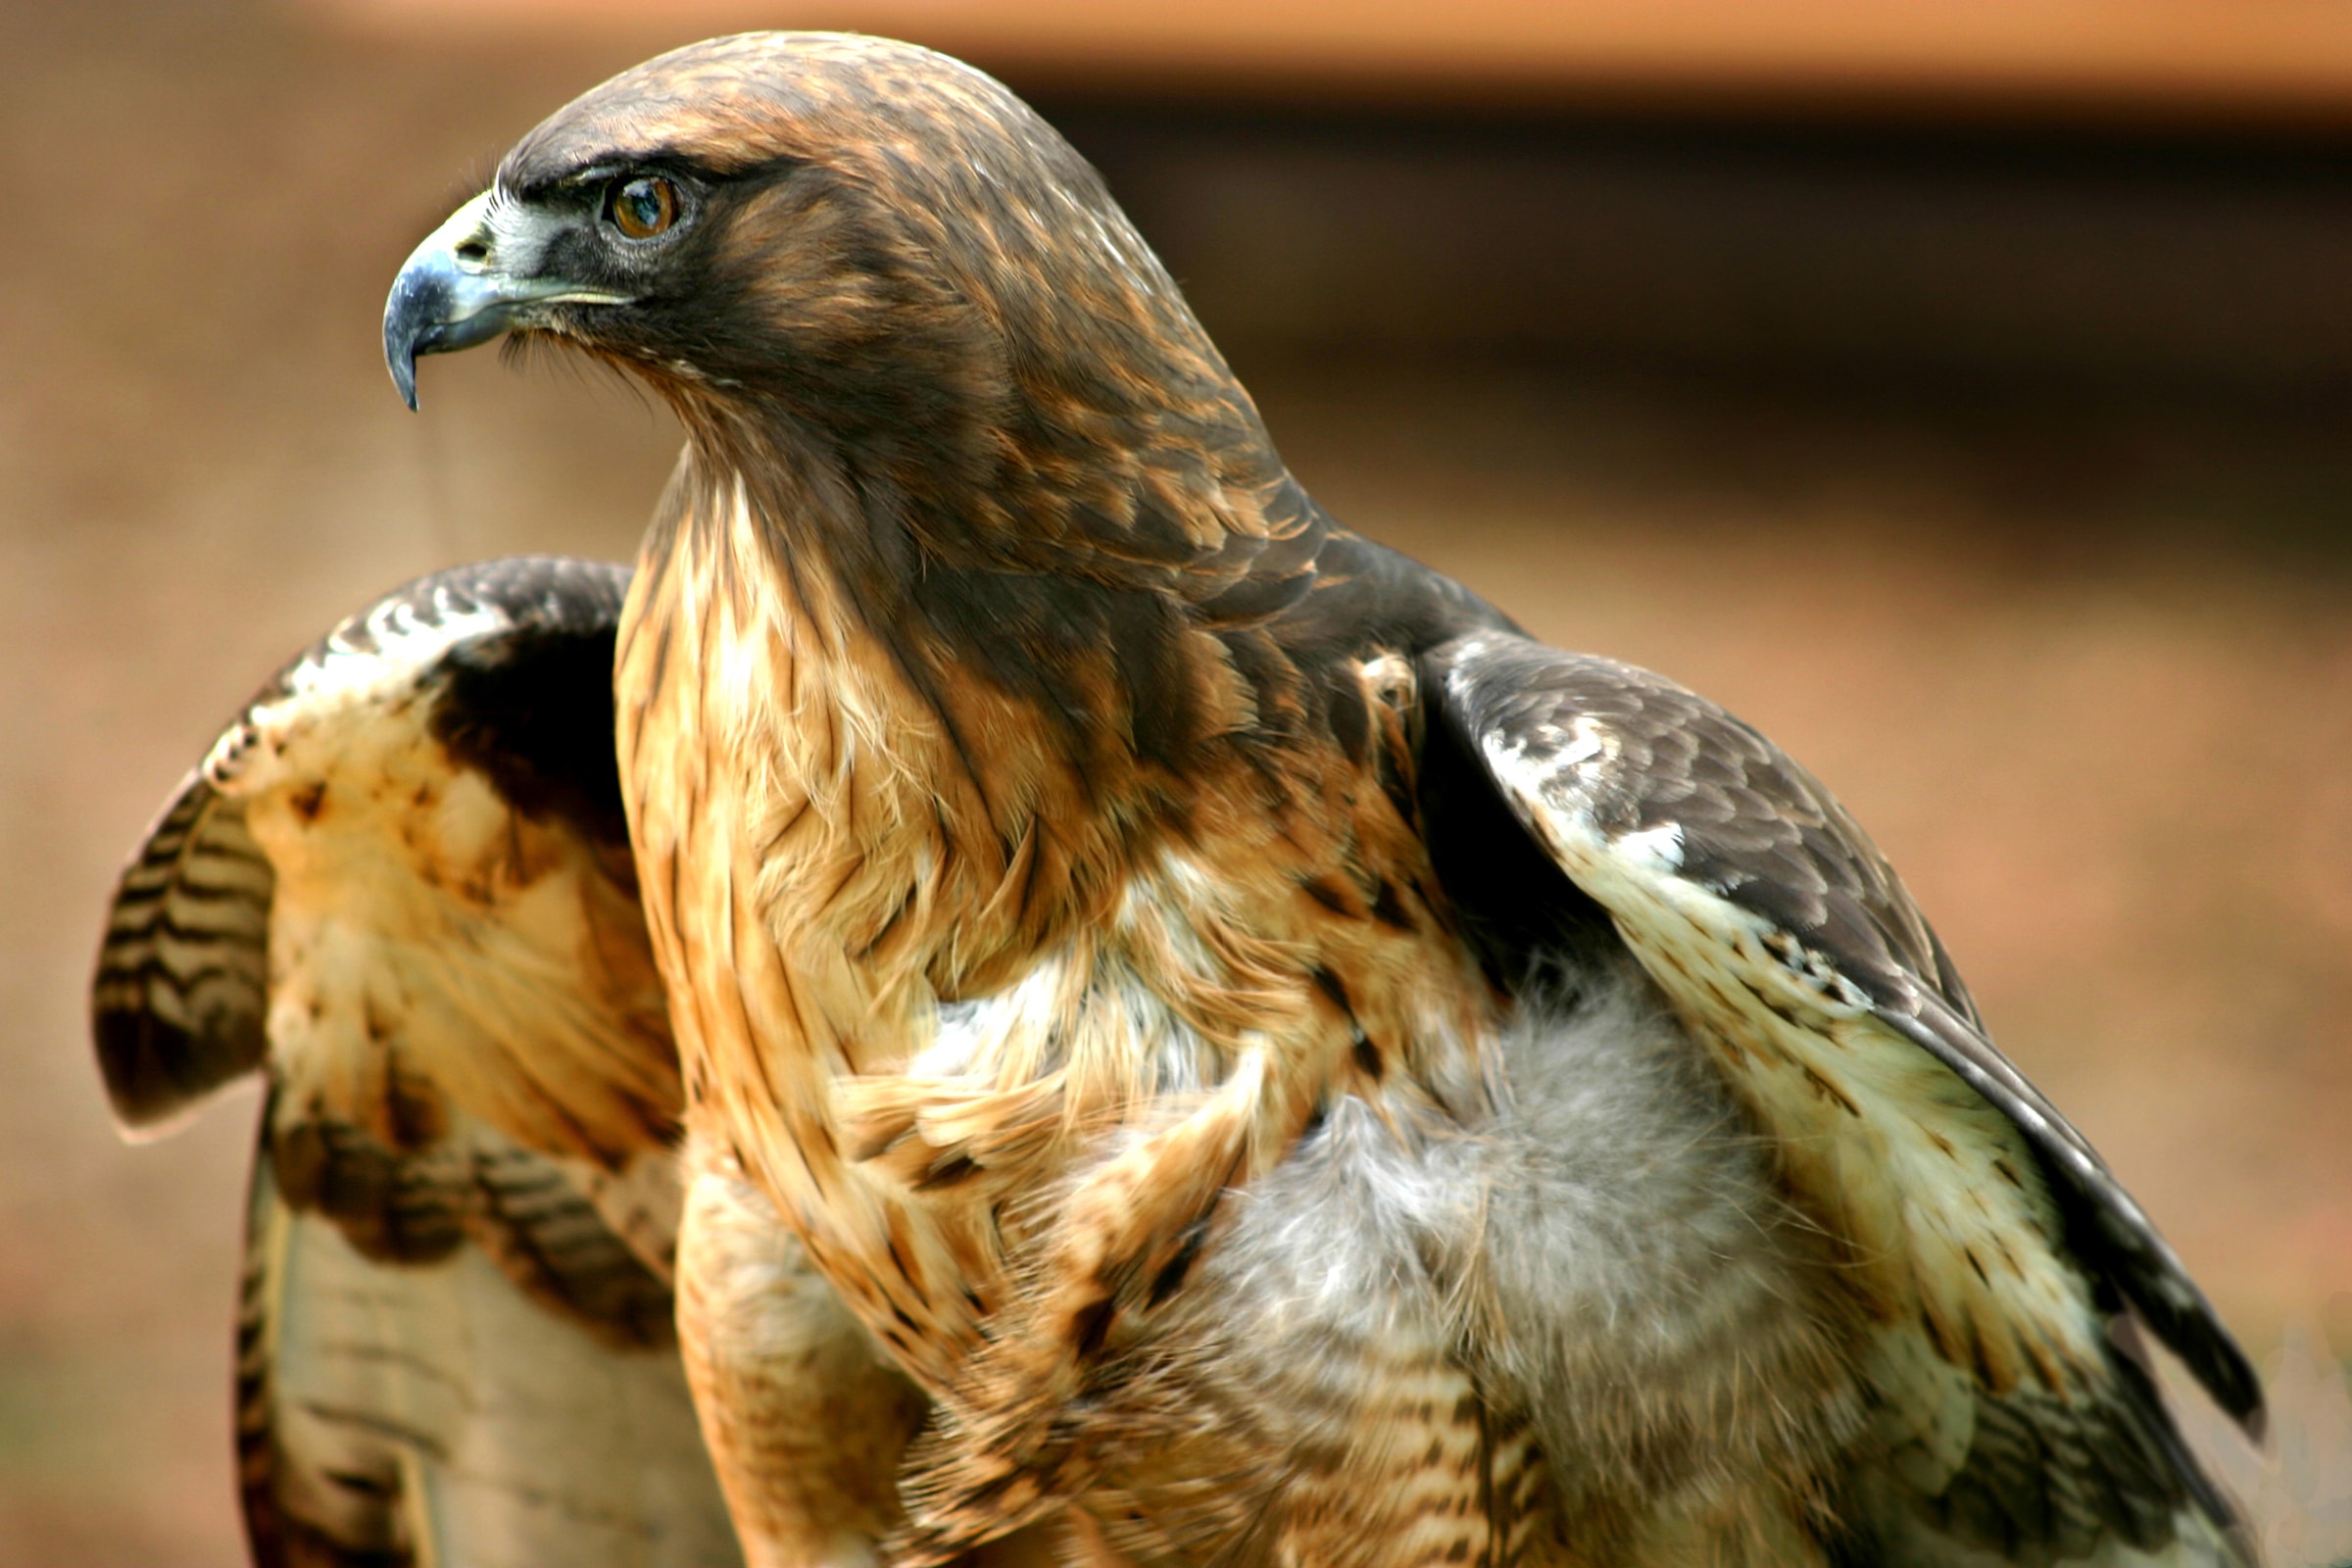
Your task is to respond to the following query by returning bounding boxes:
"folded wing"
[1424,630,2258,1567]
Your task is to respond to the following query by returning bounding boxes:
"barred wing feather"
[91,557,742,1568]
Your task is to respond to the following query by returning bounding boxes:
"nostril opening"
[454,239,489,263]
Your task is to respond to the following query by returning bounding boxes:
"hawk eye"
[606,174,680,240]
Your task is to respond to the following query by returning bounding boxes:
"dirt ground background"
[4,3,2350,1563]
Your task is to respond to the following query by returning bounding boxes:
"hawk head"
[385,33,1258,496]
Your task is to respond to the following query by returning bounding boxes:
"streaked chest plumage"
[612,466,1494,1383]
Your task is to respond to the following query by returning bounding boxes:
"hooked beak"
[383,190,633,410]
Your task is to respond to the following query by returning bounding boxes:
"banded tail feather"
[235,1102,739,1568]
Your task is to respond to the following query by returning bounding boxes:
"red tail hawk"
[372,32,2258,1568]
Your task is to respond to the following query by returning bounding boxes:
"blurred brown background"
[6,1,2351,1562]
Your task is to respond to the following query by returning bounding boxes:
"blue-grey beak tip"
[383,262,438,411]
[389,343,419,412]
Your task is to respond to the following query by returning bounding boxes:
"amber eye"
[607,174,680,240]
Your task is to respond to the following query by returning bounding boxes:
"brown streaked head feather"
[497,32,1284,565]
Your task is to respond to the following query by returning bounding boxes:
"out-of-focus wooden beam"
[314,0,2352,129]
